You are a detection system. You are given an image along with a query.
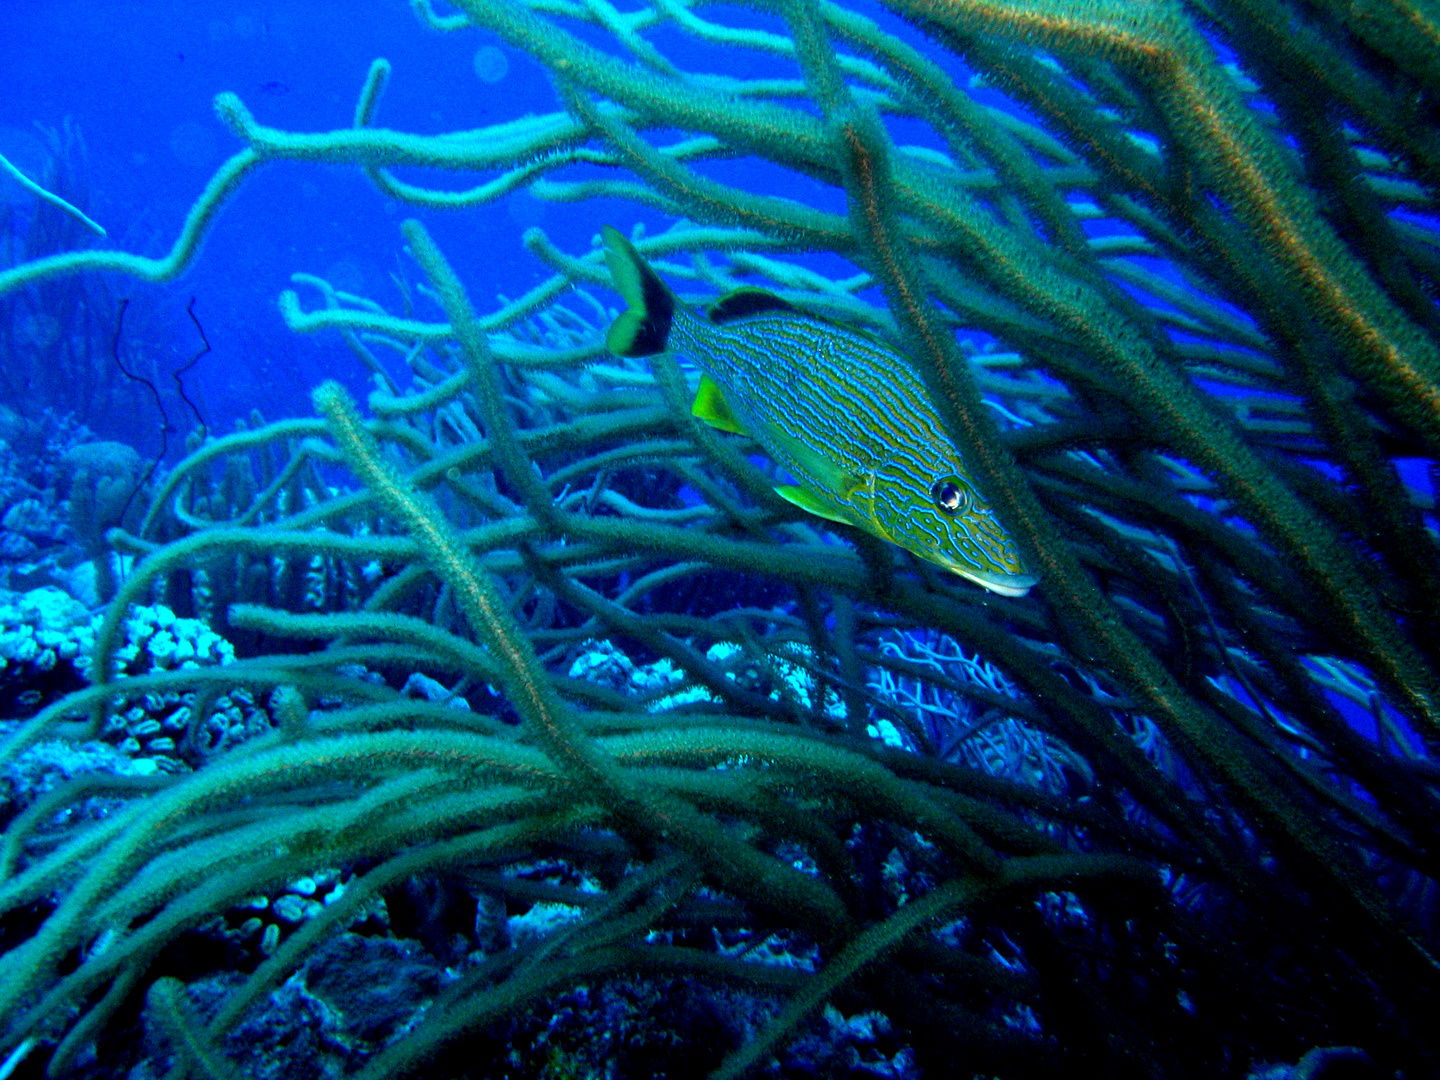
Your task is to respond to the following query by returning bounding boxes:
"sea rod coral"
[1,0,1439,1076]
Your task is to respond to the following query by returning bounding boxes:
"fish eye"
[931,476,971,514]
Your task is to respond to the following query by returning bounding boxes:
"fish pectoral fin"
[691,374,749,435]
[774,484,855,525]
[837,472,870,502]
[757,418,860,495]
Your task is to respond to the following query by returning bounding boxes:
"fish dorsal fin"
[691,374,749,435]
[708,288,797,324]
[774,485,855,525]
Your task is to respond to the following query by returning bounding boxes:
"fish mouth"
[953,566,1039,598]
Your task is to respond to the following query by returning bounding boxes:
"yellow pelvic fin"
[691,374,749,435]
[774,484,855,525]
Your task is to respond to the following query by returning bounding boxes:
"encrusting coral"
[0,0,1439,1076]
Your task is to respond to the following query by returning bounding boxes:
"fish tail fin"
[601,225,675,357]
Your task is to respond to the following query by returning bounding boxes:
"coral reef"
[0,408,115,599]
[0,587,93,719]
[1,1,1438,1078]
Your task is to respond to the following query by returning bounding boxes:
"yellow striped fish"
[601,226,1036,597]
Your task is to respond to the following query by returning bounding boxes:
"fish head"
[865,460,1037,597]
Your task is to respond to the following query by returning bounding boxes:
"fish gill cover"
[0,1,1438,1078]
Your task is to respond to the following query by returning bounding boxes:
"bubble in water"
[324,260,367,297]
[507,190,546,229]
[472,46,509,85]
[17,313,62,351]
[169,122,218,168]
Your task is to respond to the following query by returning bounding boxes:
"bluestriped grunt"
[601,226,1036,597]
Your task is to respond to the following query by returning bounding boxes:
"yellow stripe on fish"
[601,226,1037,598]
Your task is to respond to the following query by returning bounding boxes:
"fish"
[600,226,1037,598]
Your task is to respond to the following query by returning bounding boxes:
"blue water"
[3,0,600,435]
[1,1,1003,444]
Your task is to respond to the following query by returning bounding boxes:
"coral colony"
[2,1,1440,1077]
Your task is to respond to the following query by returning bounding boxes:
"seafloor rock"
[210,869,374,962]
[0,721,159,809]
[0,596,240,830]
[0,414,107,594]
[82,603,257,772]
[0,585,91,663]
[485,977,920,1079]
[63,558,101,608]
[121,952,919,1080]
[2,496,65,542]
[119,933,448,1080]
[0,585,95,717]
[1248,1046,1380,1080]
[79,601,235,680]
[0,594,253,774]
[567,636,847,718]
[0,719,162,866]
